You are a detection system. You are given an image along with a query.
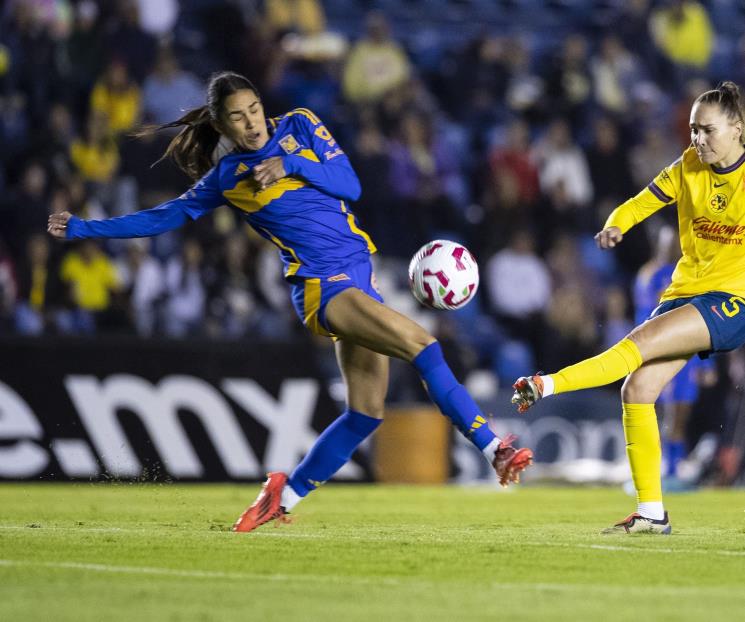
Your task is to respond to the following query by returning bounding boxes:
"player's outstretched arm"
[47,201,192,241]
[47,167,224,241]
[594,226,623,249]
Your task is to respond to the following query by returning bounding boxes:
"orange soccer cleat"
[492,434,534,486]
[232,472,291,533]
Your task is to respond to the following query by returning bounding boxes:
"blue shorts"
[651,291,745,357]
[289,260,384,337]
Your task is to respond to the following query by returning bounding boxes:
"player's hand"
[594,226,623,249]
[253,157,286,189]
[47,211,72,239]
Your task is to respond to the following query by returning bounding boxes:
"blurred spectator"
[63,0,104,113]
[163,238,206,338]
[503,37,545,125]
[348,117,395,254]
[115,238,164,336]
[133,0,179,38]
[102,0,156,83]
[543,283,599,371]
[544,34,592,130]
[0,239,16,330]
[69,111,120,185]
[13,233,62,335]
[342,12,411,106]
[30,101,75,181]
[591,35,642,117]
[0,93,31,171]
[3,161,48,258]
[208,232,257,337]
[59,239,123,334]
[602,285,634,350]
[484,228,551,356]
[650,0,714,84]
[264,0,326,35]
[533,118,593,212]
[90,59,141,135]
[388,112,463,246]
[630,127,680,189]
[487,119,540,207]
[586,117,634,210]
[142,46,203,125]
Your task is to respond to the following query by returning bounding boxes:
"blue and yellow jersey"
[66,108,376,278]
[605,146,745,301]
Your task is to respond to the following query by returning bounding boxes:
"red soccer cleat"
[492,434,533,486]
[232,472,290,533]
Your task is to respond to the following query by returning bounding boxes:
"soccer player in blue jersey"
[48,72,533,532]
[511,81,745,534]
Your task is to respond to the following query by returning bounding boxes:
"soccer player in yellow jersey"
[512,81,745,534]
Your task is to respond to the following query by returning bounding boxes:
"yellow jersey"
[605,145,745,302]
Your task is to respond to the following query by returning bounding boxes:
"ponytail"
[135,106,220,180]
[696,81,745,144]
[134,71,261,180]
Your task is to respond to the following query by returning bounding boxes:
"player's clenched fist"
[48,210,72,239]
[253,157,286,189]
[594,226,623,249]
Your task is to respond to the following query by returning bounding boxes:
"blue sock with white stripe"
[287,409,382,498]
[412,342,499,455]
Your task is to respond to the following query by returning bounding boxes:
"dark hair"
[695,81,745,142]
[138,71,259,180]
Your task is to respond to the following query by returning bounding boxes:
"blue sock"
[664,440,686,477]
[412,341,497,452]
[288,409,382,497]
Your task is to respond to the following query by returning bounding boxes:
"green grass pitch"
[1,483,744,621]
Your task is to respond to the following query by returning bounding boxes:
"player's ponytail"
[696,81,745,145]
[135,71,261,180]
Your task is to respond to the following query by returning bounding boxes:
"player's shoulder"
[274,108,323,128]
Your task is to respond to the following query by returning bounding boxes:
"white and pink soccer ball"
[408,240,479,310]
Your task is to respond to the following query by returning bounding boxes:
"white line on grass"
[1,558,743,596]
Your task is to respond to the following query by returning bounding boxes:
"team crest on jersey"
[279,134,300,154]
[709,192,729,214]
[234,162,249,176]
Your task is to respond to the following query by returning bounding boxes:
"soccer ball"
[408,240,479,310]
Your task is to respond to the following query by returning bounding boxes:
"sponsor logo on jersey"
[279,134,300,154]
[234,162,249,176]
[692,216,744,244]
[324,148,344,160]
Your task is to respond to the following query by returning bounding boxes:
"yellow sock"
[623,403,662,503]
[552,338,642,395]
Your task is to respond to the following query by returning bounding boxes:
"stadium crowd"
[1,0,744,483]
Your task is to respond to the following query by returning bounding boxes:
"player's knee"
[621,374,659,404]
[402,326,437,361]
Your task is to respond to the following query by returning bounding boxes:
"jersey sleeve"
[605,158,682,233]
[281,109,361,202]
[66,166,223,240]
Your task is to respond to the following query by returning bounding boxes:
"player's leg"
[281,340,389,510]
[512,303,710,411]
[324,288,532,485]
[602,356,688,534]
[234,339,388,532]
